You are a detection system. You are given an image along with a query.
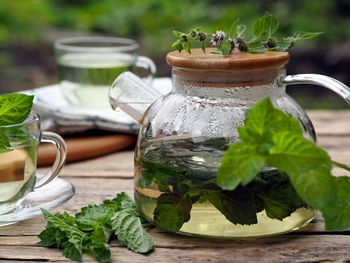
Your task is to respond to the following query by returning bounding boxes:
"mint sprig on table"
[38,193,154,263]
[171,12,322,54]
[218,98,350,230]
[0,93,34,152]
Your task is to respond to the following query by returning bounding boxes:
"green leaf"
[84,226,111,263]
[63,242,83,262]
[253,12,279,39]
[37,228,57,247]
[238,98,302,144]
[255,172,305,220]
[271,37,294,51]
[87,242,111,263]
[237,24,246,37]
[40,210,85,262]
[217,40,232,55]
[211,50,223,54]
[75,205,113,231]
[201,40,206,53]
[293,31,323,40]
[217,143,265,190]
[229,18,240,38]
[184,41,191,54]
[111,210,154,253]
[0,93,34,126]
[172,30,186,38]
[265,132,350,229]
[207,188,258,225]
[0,130,10,153]
[217,97,350,230]
[171,39,182,52]
[153,193,192,231]
[247,39,266,53]
[103,192,137,214]
[322,176,350,230]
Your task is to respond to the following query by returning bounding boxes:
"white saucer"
[0,174,75,226]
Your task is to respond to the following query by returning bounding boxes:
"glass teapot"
[109,49,350,238]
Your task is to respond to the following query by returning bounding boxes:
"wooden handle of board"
[38,134,136,167]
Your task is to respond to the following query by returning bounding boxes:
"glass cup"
[54,36,156,108]
[0,113,66,215]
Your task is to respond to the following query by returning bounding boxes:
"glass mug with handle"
[55,36,156,108]
[0,113,66,215]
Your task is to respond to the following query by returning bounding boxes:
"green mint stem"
[332,160,350,172]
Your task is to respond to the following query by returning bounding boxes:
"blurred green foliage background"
[0,0,349,108]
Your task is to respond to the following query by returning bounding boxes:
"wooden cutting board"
[38,134,136,167]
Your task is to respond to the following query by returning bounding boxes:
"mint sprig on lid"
[171,12,323,55]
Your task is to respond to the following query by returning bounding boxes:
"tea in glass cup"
[0,113,66,215]
[55,36,156,108]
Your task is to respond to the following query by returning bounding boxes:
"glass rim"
[0,112,39,129]
[54,36,140,53]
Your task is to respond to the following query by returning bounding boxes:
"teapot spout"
[109,72,163,123]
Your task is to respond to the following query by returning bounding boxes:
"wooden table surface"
[0,111,349,263]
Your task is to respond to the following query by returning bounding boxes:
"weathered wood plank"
[0,235,350,263]
[308,110,350,135]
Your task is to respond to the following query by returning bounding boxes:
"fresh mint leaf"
[111,210,154,253]
[0,93,34,126]
[39,210,85,262]
[184,41,191,54]
[267,132,333,209]
[172,30,186,38]
[84,226,111,263]
[266,131,350,230]
[247,39,266,53]
[322,176,350,230]
[0,130,10,153]
[154,193,192,231]
[238,98,302,144]
[217,40,232,55]
[293,31,323,40]
[171,39,182,51]
[87,242,111,263]
[253,12,279,39]
[217,143,265,190]
[236,24,246,38]
[218,97,350,230]
[229,18,240,38]
[207,188,258,225]
[75,205,113,231]
[255,172,306,220]
[103,192,138,215]
[272,37,295,51]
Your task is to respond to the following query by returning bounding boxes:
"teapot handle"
[281,74,350,105]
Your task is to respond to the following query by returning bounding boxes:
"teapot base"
[135,189,315,239]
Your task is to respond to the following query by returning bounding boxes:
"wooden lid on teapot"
[166,48,289,70]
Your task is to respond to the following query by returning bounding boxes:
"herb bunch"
[171,12,322,55]
[38,193,154,263]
